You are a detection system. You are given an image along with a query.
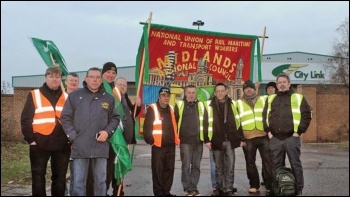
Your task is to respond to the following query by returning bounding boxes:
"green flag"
[31,37,69,76]
[110,126,132,185]
[103,80,132,184]
[197,86,214,101]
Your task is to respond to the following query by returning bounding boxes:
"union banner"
[135,23,262,139]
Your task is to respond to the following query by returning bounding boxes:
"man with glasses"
[61,67,120,195]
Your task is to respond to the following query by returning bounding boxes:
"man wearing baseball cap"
[143,86,180,196]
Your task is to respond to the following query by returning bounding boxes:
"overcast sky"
[1,1,349,84]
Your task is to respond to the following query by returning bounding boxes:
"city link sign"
[272,64,325,81]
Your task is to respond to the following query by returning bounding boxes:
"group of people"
[21,63,141,196]
[143,74,311,196]
[21,65,311,196]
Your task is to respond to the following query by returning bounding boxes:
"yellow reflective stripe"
[239,110,254,117]
[208,118,213,122]
[241,119,255,126]
[255,117,263,121]
[237,100,245,116]
[293,119,300,124]
[208,128,213,132]
[63,92,68,99]
[235,114,240,120]
[33,118,56,124]
[292,109,301,113]
[199,116,204,121]
[254,108,263,113]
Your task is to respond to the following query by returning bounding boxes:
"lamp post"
[192,20,204,30]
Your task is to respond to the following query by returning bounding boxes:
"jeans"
[180,143,203,191]
[269,136,304,190]
[29,143,70,196]
[243,136,272,190]
[71,158,107,196]
[213,141,235,193]
[209,150,217,189]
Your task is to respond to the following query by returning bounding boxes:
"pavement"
[1,141,349,196]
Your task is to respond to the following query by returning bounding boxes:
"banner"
[31,37,69,76]
[135,23,262,138]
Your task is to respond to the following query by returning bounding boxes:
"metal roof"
[12,66,136,88]
[12,52,340,88]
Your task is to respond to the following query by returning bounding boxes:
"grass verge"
[1,141,31,184]
[1,141,52,185]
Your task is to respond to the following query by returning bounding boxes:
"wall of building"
[1,94,15,140]
[1,86,349,142]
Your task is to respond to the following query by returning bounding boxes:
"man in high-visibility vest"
[236,80,273,194]
[263,73,312,196]
[21,66,71,196]
[174,85,209,196]
[143,86,180,196]
[204,83,244,196]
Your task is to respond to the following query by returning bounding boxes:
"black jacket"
[21,83,69,151]
[143,102,176,147]
[123,93,141,144]
[262,89,312,140]
[174,99,209,144]
[209,96,244,150]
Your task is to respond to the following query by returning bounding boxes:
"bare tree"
[327,17,349,87]
[1,81,12,94]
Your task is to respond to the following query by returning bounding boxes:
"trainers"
[211,188,220,196]
[248,188,259,193]
[233,187,237,193]
[192,190,201,196]
[184,190,194,196]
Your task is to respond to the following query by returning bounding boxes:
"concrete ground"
[1,141,349,196]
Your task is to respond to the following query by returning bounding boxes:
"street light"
[192,20,204,30]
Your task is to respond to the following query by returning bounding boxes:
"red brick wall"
[1,94,15,140]
[2,86,349,142]
[316,93,349,142]
[299,86,318,142]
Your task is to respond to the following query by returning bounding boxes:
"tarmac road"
[1,141,349,196]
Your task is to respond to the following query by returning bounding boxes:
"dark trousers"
[151,145,176,196]
[29,143,71,196]
[243,136,273,190]
[269,136,304,190]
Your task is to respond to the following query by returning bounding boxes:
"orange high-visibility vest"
[149,103,180,147]
[31,89,67,135]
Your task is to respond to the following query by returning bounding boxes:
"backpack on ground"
[272,166,295,196]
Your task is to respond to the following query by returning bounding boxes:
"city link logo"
[272,64,325,81]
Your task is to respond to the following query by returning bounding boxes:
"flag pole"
[256,26,267,95]
[50,53,66,93]
[133,12,153,117]
[116,144,131,196]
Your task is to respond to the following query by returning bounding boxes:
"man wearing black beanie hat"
[237,80,273,194]
[265,82,277,95]
[102,62,118,84]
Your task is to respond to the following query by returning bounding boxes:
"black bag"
[272,167,295,196]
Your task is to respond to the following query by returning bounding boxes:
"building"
[2,52,349,142]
